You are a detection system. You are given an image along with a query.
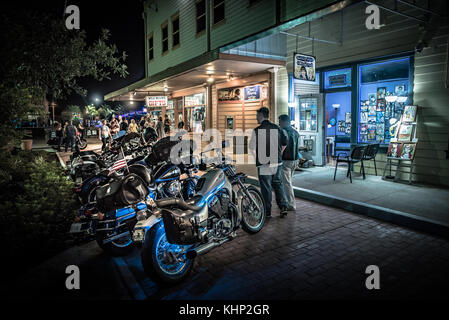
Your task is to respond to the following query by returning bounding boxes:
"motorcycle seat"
[156,195,204,212]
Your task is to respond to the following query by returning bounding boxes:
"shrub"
[0,150,77,274]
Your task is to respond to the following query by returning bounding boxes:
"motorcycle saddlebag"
[96,180,123,213]
[161,208,198,245]
[96,173,149,212]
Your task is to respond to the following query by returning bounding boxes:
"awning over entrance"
[104,53,285,102]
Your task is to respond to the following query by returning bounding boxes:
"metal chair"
[360,143,380,176]
[333,145,367,183]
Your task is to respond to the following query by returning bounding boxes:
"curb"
[112,257,147,300]
[246,176,449,238]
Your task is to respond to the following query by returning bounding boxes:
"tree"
[0,10,128,148]
[85,104,99,119]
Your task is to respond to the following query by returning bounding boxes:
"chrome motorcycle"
[141,145,266,283]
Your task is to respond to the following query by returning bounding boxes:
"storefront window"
[298,98,317,131]
[184,93,206,133]
[358,57,411,144]
[324,68,351,89]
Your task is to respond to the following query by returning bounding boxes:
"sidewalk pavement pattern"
[118,196,449,300]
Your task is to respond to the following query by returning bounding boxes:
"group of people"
[54,120,84,153]
[100,114,174,151]
[249,107,301,218]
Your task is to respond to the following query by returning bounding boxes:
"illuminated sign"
[145,96,168,107]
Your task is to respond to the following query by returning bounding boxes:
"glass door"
[296,94,324,166]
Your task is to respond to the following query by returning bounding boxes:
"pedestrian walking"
[120,118,129,132]
[110,118,119,137]
[64,120,78,153]
[101,120,111,152]
[279,114,301,212]
[164,116,171,136]
[55,122,63,152]
[249,107,289,217]
[128,119,138,133]
[156,116,164,139]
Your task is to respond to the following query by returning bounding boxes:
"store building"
[281,0,449,186]
[105,0,449,186]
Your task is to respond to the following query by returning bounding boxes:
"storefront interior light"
[130,100,134,105]
[332,104,340,109]
[164,86,168,92]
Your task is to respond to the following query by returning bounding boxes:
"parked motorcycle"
[69,137,198,256]
[47,131,87,150]
[141,143,266,283]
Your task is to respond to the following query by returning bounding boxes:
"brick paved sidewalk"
[119,196,449,300]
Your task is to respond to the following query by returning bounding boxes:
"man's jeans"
[65,136,75,152]
[257,164,288,215]
[281,160,299,210]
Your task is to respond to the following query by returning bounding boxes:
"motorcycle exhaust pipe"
[102,231,131,245]
[185,237,232,259]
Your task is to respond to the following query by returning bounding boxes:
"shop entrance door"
[324,91,352,164]
[296,94,325,166]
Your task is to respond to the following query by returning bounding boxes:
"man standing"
[64,120,77,153]
[249,107,289,217]
[279,114,300,212]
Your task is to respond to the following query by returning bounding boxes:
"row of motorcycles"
[68,129,266,283]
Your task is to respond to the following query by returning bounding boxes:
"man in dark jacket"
[249,107,289,217]
[279,114,301,212]
[64,120,77,153]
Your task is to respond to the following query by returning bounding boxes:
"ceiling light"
[332,104,340,109]
[207,76,214,83]
[164,86,168,92]
[130,101,134,105]
[133,90,137,96]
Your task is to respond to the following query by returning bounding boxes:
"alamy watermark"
[65,5,80,30]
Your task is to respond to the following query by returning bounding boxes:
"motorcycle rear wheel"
[142,221,193,284]
[240,185,266,234]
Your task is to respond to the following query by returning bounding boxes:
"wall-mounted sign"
[145,96,168,107]
[244,85,260,101]
[185,93,205,106]
[329,74,347,87]
[218,88,241,102]
[293,53,316,82]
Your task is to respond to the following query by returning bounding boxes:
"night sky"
[2,0,145,109]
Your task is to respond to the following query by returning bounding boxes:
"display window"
[357,57,411,145]
[184,93,206,133]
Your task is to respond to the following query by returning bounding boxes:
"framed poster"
[402,105,417,123]
[293,53,316,81]
[218,88,242,102]
[244,85,260,101]
[377,87,386,99]
[387,142,402,158]
[368,93,377,106]
[400,143,417,160]
[397,123,414,142]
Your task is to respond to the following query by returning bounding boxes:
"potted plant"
[21,129,33,151]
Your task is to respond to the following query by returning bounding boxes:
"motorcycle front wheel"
[142,221,193,284]
[240,185,266,234]
[78,139,88,150]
